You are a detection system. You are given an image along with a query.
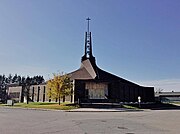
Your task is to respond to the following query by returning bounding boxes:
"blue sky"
[0,0,180,91]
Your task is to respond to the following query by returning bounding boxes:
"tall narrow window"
[37,86,40,102]
[43,86,46,102]
[49,88,51,102]
[32,87,34,102]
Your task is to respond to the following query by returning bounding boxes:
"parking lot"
[0,107,179,134]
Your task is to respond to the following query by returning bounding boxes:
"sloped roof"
[80,59,97,79]
[68,59,139,86]
[68,59,96,80]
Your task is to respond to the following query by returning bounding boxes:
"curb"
[0,106,63,112]
[65,108,143,112]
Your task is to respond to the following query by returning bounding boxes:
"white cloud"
[138,79,180,92]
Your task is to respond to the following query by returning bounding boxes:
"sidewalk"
[66,107,142,112]
[0,105,143,112]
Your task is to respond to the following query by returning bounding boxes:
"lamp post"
[138,96,141,108]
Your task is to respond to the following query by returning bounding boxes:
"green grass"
[122,105,139,109]
[171,102,180,105]
[1,102,79,110]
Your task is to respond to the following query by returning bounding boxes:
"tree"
[25,76,32,104]
[155,88,164,93]
[0,75,7,103]
[47,73,72,105]
[17,75,21,85]
[7,74,12,84]
[12,74,18,83]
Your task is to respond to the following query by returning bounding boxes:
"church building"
[7,18,155,104]
[68,18,155,103]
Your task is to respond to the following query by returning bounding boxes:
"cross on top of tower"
[86,17,91,21]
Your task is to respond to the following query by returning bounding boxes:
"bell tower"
[81,18,96,66]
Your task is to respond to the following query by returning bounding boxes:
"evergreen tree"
[0,75,7,103]
[12,74,18,83]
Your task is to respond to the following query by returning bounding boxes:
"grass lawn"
[171,102,180,105]
[122,105,139,109]
[1,102,79,110]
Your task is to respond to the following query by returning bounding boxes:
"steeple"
[81,18,96,66]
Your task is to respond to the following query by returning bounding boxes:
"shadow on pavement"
[127,103,180,110]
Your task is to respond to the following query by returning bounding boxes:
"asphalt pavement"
[0,107,180,134]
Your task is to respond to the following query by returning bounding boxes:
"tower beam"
[81,18,96,66]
